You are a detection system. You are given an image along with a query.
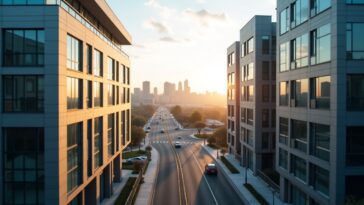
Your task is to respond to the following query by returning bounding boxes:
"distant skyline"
[108,0,276,93]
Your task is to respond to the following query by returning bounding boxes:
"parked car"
[174,141,182,148]
[160,129,165,133]
[205,163,218,175]
[126,156,147,165]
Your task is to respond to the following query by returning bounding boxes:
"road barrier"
[125,164,146,205]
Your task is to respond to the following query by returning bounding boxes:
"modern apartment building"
[239,16,277,173]
[0,1,132,205]
[227,42,241,160]
[276,0,364,204]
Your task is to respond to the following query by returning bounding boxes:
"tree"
[131,125,146,150]
[212,126,228,148]
[132,115,147,127]
[171,105,182,117]
[207,136,216,145]
[193,121,206,135]
[145,145,152,161]
[133,160,145,174]
[189,111,202,123]
[220,147,227,156]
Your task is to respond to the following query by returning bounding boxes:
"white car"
[126,156,147,164]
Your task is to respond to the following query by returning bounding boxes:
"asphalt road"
[149,107,244,205]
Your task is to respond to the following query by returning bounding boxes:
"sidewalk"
[102,170,133,205]
[134,145,160,205]
[202,145,287,205]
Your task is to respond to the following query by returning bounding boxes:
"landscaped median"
[243,183,269,205]
[114,177,138,205]
[220,156,240,174]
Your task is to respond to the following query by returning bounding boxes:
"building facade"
[276,0,364,204]
[239,16,277,173]
[0,0,132,204]
[227,42,241,160]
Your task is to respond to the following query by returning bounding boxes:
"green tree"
[212,126,228,147]
[190,111,202,123]
[220,147,227,156]
[132,115,147,127]
[207,136,216,145]
[171,105,182,117]
[193,121,206,135]
[131,125,146,150]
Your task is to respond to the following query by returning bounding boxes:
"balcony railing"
[0,0,129,59]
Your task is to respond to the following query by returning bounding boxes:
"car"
[126,156,147,165]
[174,141,182,148]
[177,136,182,139]
[205,163,218,175]
[160,129,165,133]
[175,127,180,130]
[147,126,151,130]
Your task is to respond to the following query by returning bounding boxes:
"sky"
[107,0,276,94]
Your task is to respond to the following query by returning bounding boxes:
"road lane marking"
[190,146,219,205]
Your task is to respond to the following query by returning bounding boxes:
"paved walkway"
[134,144,160,205]
[202,145,287,205]
[101,170,133,205]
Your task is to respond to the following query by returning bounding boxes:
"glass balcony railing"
[0,0,129,59]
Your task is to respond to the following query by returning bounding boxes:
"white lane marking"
[191,151,219,205]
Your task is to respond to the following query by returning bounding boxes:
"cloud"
[160,36,179,43]
[196,0,207,3]
[144,19,170,34]
[183,9,227,26]
[144,0,176,18]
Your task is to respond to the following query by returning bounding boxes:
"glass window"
[3,29,44,66]
[272,84,276,103]
[67,122,82,194]
[292,79,308,107]
[67,35,82,71]
[94,117,102,169]
[67,77,82,110]
[290,0,309,28]
[311,24,331,64]
[93,82,102,107]
[309,164,329,196]
[241,108,246,123]
[280,7,290,35]
[310,0,330,16]
[108,114,114,158]
[247,129,253,146]
[291,154,307,182]
[262,36,270,54]
[262,133,269,149]
[94,49,103,76]
[272,109,276,127]
[346,126,364,166]
[86,44,92,74]
[107,57,115,80]
[248,85,254,102]
[290,33,309,69]
[291,119,307,152]
[87,81,92,108]
[347,23,364,60]
[291,185,307,205]
[247,37,254,54]
[347,75,364,111]
[310,123,330,161]
[3,128,44,205]
[262,85,270,102]
[279,148,288,169]
[310,76,330,109]
[228,52,235,66]
[272,61,276,80]
[279,81,289,106]
[262,109,269,128]
[247,109,253,125]
[262,61,269,80]
[3,75,44,112]
[107,84,115,106]
[279,117,288,145]
[280,42,290,72]
[243,63,254,81]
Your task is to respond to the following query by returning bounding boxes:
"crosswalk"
[151,140,199,144]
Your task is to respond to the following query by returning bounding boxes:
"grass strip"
[244,183,269,205]
[220,156,240,174]
[122,150,147,159]
[114,177,137,205]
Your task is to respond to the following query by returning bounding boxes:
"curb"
[201,145,253,205]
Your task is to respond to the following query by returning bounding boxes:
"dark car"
[174,141,182,148]
[205,163,218,175]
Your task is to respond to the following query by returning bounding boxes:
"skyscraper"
[142,81,151,95]
[0,1,132,204]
